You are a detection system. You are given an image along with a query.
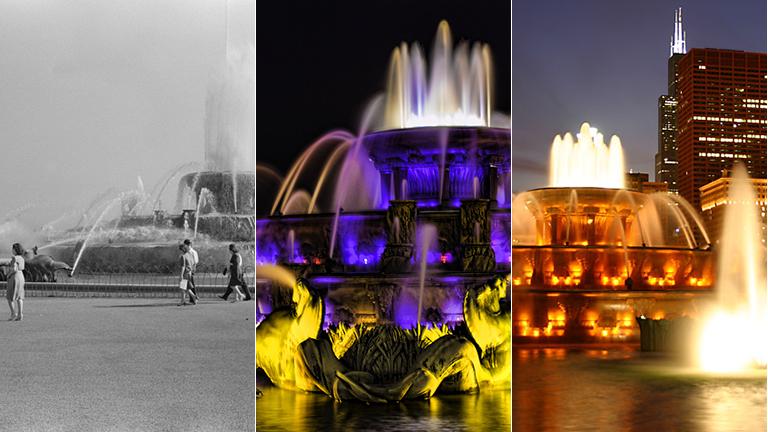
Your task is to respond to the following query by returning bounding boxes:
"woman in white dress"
[6,243,25,321]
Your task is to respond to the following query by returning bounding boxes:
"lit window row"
[698,136,765,143]
[692,116,766,124]
[697,152,749,159]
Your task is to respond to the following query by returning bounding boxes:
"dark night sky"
[256,0,511,174]
[512,0,766,192]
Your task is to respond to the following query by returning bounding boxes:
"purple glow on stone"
[323,299,335,330]
[490,216,511,264]
[255,240,279,265]
[393,292,418,329]
[417,200,440,208]
[337,215,387,269]
[256,299,272,315]
[413,225,440,266]
[440,276,462,284]
[311,276,345,284]
[441,296,463,316]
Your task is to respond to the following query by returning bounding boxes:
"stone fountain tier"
[512,246,713,290]
[178,170,255,215]
[256,271,508,327]
[256,207,510,274]
[512,186,714,290]
[513,187,710,248]
[45,241,254,274]
[512,289,712,344]
[363,126,510,206]
[119,212,253,242]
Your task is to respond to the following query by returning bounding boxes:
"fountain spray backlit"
[549,122,625,189]
[698,163,767,372]
[381,20,498,130]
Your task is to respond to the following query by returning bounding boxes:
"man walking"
[219,243,252,301]
[183,239,199,304]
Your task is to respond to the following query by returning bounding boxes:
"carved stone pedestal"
[380,200,417,273]
[460,199,495,272]
[461,243,496,273]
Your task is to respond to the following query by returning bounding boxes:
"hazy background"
[512,0,766,192]
[0,0,253,231]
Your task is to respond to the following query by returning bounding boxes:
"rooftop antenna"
[670,7,687,57]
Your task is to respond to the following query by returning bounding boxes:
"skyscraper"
[676,48,767,210]
[655,7,686,192]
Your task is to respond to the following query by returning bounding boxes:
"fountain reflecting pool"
[257,384,510,431]
[513,346,766,432]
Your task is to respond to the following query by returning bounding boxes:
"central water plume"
[549,122,625,189]
[381,20,498,130]
[204,45,254,173]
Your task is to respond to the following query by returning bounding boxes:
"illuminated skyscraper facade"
[676,48,767,210]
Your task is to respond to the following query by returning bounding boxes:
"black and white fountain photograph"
[0,1,255,430]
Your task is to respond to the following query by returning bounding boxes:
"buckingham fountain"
[0,46,255,282]
[256,22,511,402]
[512,123,716,343]
[512,122,766,375]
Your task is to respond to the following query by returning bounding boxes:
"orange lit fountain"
[512,123,714,342]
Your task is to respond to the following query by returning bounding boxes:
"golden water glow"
[699,312,754,373]
[548,122,625,189]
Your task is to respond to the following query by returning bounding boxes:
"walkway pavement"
[0,297,254,431]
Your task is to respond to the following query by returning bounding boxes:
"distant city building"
[655,7,686,192]
[700,170,767,244]
[626,172,669,194]
[676,48,767,211]
[626,172,649,190]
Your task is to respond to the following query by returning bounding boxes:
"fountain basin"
[364,126,510,207]
[178,171,255,215]
[511,186,714,343]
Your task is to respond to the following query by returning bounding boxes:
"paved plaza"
[0,297,254,431]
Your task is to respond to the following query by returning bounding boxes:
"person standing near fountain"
[6,243,26,321]
[183,239,199,304]
[219,244,245,302]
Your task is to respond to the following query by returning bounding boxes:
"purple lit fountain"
[256,21,510,330]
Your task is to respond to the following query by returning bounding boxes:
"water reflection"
[256,386,510,431]
[513,347,766,432]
